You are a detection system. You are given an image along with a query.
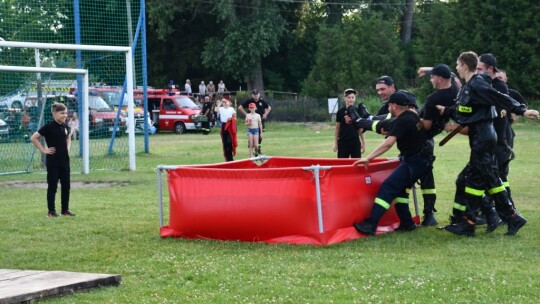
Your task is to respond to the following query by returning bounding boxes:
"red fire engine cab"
[143,88,202,134]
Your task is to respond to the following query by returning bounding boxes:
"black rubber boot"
[421,200,438,226]
[353,204,386,236]
[357,103,372,119]
[444,217,475,237]
[353,219,377,236]
[484,207,503,233]
[505,213,527,236]
[422,212,438,226]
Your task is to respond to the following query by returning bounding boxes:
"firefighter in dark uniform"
[438,51,538,236]
[374,76,396,116]
[350,91,435,235]
[201,95,212,135]
[349,88,446,227]
[417,64,459,226]
[475,54,513,229]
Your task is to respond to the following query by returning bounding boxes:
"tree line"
[146,0,540,101]
[1,1,538,102]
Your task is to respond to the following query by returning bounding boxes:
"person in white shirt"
[215,98,236,161]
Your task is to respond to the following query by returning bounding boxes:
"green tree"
[303,15,404,98]
[201,0,289,92]
[415,0,540,98]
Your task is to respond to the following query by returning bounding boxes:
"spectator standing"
[238,89,271,155]
[216,98,237,161]
[68,112,79,140]
[185,79,192,96]
[217,80,227,94]
[198,81,207,102]
[245,102,263,157]
[207,81,216,100]
[30,102,75,217]
[334,88,366,158]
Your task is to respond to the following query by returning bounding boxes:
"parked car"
[144,89,206,134]
[0,116,9,141]
[26,95,126,136]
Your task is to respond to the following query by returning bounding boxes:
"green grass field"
[1,120,539,303]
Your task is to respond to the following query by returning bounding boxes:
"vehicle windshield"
[175,96,199,109]
[101,91,123,106]
[89,96,113,110]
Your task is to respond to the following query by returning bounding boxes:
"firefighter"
[351,91,435,235]
[437,51,538,236]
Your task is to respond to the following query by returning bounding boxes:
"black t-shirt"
[388,110,428,156]
[242,98,270,117]
[376,102,389,116]
[202,102,212,117]
[38,121,70,166]
[422,85,458,138]
[336,106,360,143]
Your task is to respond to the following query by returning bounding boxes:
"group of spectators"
[199,89,272,162]
[184,79,227,101]
[334,51,538,238]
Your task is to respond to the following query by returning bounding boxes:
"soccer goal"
[0,41,136,175]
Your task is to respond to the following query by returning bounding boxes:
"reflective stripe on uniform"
[375,197,391,209]
[465,186,484,197]
[395,197,409,204]
[453,202,467,211]
[487,185,505,195]
[458,105,472,113]
[371,120,379,132]
[422,189,436,195]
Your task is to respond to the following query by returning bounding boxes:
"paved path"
[0,269,121,304]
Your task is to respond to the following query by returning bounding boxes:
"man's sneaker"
[353,220,376,236]
[421,212,439,226]
[505,213,527,236]
[61,210,76,216]
[444,221,475,237]
[47,211,58,218]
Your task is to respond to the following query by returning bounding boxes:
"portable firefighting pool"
[157,156,413,245]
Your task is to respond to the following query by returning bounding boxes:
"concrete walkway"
[0,269,121,304]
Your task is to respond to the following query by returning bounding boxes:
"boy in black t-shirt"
[30,102,75,218]
[333,88,365,158]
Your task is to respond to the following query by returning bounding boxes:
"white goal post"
[0,41,136,173]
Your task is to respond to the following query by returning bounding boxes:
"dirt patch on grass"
[0,181,129,189]
[304,122,334,131]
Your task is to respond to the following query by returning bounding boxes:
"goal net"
[0,42,137,175]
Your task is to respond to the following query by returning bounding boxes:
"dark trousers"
[337,139,361,158]
[46,163,70,212]
[370,153,433,225]
[454,123,514,220]
[221,125,234,161]
[418,139,436,213]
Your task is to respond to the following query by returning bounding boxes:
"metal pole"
[303,165,331,234]
[412,187,419,220]
[157,166,164,227]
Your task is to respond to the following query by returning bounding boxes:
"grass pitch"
[0,120,539,303]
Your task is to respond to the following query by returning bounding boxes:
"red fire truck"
[141,88,205,134]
